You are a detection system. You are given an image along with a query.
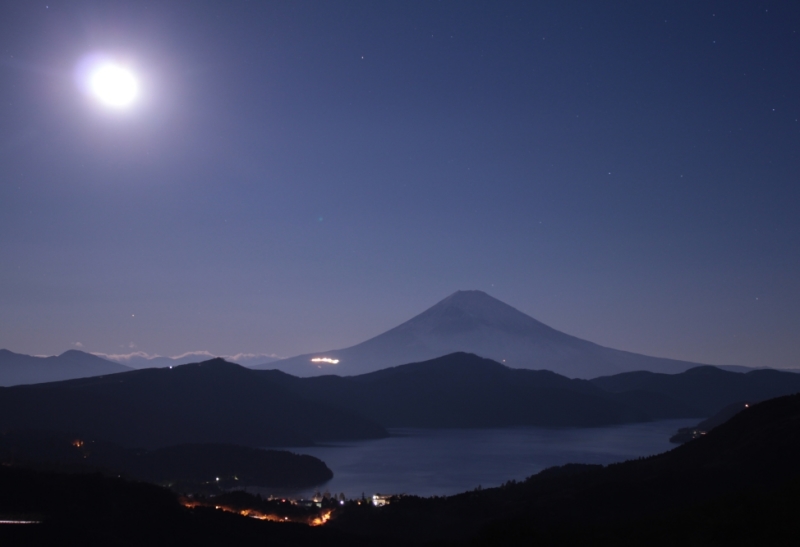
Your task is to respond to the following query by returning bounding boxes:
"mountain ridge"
[255,352,800,428]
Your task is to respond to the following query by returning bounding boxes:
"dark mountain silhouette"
[4,353,797,449]
[257,353,690,427]
[0,349,132,387]
[331,391,800,545]
[260,290,714,378]
[591,365,800,415]
[0,358,386,449]
[257,353,800,428]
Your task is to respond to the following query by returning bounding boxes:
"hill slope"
[262,290,712,378]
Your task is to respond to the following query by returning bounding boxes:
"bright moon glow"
[88,63,139,108]
[311,357,340,365]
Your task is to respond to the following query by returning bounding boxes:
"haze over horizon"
[1,1,798,370]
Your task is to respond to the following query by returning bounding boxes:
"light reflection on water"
[263,420,695,499]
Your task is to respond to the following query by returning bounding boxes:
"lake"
[264,419,695,499]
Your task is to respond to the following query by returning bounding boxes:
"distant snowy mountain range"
[93,351,280,369]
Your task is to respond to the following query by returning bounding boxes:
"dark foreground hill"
[0,349,131,387]
[0,359,387,449]
[257,353,800,427]
[263,290,712,378]
[0,465,366,547]
[330,391,800,545]
[3,391,800,545]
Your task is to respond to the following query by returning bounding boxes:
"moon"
[88,63,139,108]
[76,54,141,110]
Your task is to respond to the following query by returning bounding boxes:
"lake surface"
[267,420,694,499]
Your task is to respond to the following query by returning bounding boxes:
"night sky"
[1,1,798,369]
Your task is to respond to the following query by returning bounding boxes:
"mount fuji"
[258,290,714,378]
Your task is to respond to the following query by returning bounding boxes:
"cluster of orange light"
[237,509,286,522]
[180,499,332,526]
[72,440,84,448]
[310,511,333,526]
